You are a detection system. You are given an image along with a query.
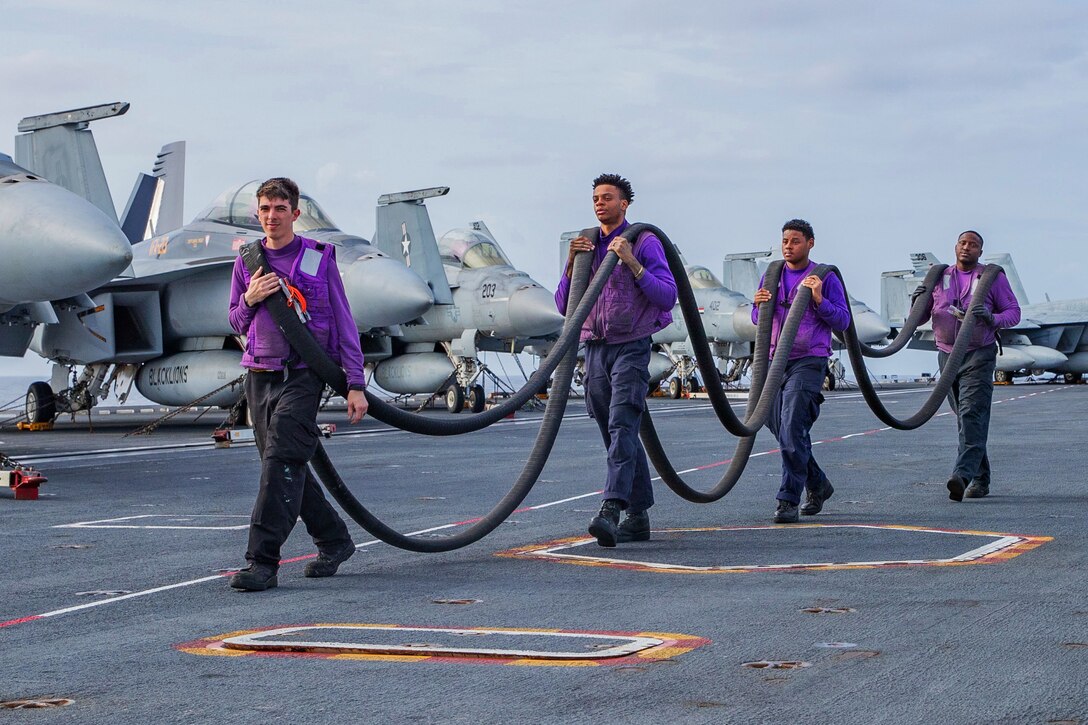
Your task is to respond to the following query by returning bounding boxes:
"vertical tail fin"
[14,102,129,224]
[372,187,453,304]
[120,173,158,244]
[119,141,186,243]
[880,269,922,327]
[909,252,943,276]
[149,141,186,235]
[982,252,1029,305]
[722,250,772,299]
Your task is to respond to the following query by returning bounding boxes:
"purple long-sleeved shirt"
[751,261,851,360]
[229,235,366,388]
[554,220,676,315]
[920,265,1020,353]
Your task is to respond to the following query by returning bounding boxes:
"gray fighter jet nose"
[732,304,758,341]
[341,255,434,329]
[852,310,892,344]
[508,286,564,337]
[0,180,132,306]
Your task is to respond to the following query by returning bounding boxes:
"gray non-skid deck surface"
[1,384,1085,724]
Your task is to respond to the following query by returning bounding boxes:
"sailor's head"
[257,177,300,210]
[592,173,633,226]
[781,218,815,266]
[257,177,301,242]
[956,230,984,267]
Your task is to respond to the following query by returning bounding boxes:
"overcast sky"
[3,1,1086,378]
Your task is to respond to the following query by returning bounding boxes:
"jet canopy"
[439,228,513,269]
[688,266,724,289]
[193,180,340,233]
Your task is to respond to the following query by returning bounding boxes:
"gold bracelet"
[634,265,646,281]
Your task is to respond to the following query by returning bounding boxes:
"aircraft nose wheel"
[25,381,56,424]
[446,384,465,414]
[468,385,486,413]
[668,378,682,399]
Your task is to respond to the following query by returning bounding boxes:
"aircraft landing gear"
[668,378,682,399]
[1064,372,1083,384]
[468,384,486,413]
[446,384,465,414]
[994,370,1011,384]
[25,381,56,424]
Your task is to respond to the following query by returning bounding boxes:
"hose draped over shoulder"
[239,228,1000,551]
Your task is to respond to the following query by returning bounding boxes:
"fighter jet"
[552,233,756,398]
[882,252,1087,383]
[367,189,565,413]
[650,261,759,397]
[15,103,434,423]
[0,151,132,358]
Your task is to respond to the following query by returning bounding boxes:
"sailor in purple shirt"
[752,219,850,523]
[555,174,677,547]
[915,230,1021,502]
[226,178,367,592]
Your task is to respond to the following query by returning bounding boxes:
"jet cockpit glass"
[294,195,339,233]
[439,229,512,269]
[689,266,724,289]
[194,181,340,233]
[195,181,263,229]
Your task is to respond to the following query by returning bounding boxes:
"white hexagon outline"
[502,524,1051,573]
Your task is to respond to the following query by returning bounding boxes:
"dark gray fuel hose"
[829,263,1006,429]
[311,241,603,551]
[359,235,618,436]
[837,262,948,358]
[242,233,1001,551]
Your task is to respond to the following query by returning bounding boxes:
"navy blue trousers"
[583,337,654,512]
[938,345,997,486]
[766,356,830,504]
[244,368,352,568]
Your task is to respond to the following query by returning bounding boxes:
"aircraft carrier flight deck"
[0,382,1085,724]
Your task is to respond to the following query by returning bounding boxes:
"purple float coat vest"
[923,265,1021,353]
[228,235,366,388]
[752,261,851,360]
[554,221,676,345]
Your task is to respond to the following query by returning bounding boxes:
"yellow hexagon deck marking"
[177,624,708,666]
[495,524,1051,574]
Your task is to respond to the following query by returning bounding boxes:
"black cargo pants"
[244,368,351,568]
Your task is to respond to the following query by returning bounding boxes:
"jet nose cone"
[732,304,758,341]
[342,256,434,329]
[0,181,132,305]
[508,286,564,337]
[853,310,892,344]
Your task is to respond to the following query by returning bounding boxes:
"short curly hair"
[592,173,634,202]
[782,218,814,240]
[256,177,300,211]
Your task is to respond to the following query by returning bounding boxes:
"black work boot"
[229,564,278,592]
[616,509,651,543]
[588,500,622,548]
[800,480,835,516]
[304,541,356,578]
[947,474,967,502]
[773,500,799,524]
[964,481,989,499]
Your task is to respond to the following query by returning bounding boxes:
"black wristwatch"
[348,384,365,392]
